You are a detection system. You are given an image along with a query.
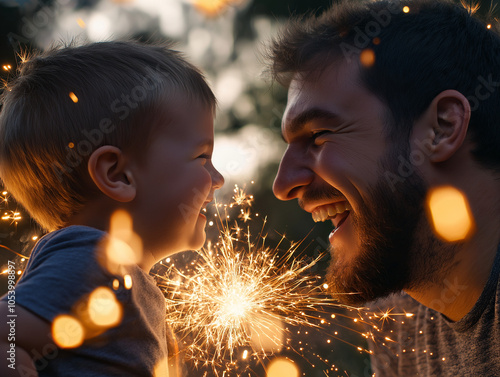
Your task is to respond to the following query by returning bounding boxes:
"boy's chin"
[188,229,207,251]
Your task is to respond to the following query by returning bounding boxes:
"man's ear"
[421,89,471,163]
[88,146,136,202]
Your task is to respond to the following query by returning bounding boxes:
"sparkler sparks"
[0,182,415,375]
[159,225,338,371]
[156,185,386,376]
[0,191,22,225]
[1,211,21,223]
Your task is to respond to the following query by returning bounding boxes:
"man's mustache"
[298,185,346,210]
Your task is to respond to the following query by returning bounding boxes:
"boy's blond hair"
[0,41,216,231]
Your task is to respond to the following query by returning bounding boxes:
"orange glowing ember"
[88,287,122,327]
[360,49,375,67]
[426,185,475,242]
[267,358,300,377]
[52,315,85,348]
[69,92,79,103]
[194,0,228,16]
[77,18,86,28]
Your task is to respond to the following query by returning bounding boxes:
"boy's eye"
[197,153,211,160]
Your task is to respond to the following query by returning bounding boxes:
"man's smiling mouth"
[312,201,352,227]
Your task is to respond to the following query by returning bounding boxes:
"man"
[268,0,500,375]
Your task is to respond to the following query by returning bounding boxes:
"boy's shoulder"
[9,226,112,321]
[9,225,164,323]
[36,225,106,248]
[4,227,170,376]
[27,225,107,270]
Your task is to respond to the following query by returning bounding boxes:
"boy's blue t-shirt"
[1,225,169,376]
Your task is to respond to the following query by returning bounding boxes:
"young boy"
[0,41,224,376]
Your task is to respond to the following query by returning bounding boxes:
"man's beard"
[325,146,457,306]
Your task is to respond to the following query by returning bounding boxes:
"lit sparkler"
[157,185,376,376]
[0,181,417,375]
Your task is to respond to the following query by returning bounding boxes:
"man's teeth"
[312,202,351,223]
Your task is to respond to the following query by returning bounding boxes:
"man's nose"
[273,146,313,201]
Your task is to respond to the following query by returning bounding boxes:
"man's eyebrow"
[282,108,341,142]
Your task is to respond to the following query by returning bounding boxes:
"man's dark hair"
[268,0,500,172]
[0,41,216,231]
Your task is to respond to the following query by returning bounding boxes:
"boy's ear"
[419,89,471,163]
[88,146,136,202]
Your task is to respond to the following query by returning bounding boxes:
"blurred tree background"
[0,0,498,376]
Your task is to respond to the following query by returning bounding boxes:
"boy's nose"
[273,147,313,201]
[211,164,225,190]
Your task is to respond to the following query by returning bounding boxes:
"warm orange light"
[360,49,375,67]
[403,6,410,13]
[77,18,86,28]
[124,274,133,289]
[194,0,229,16]
[487,24,492,29]
[267,358,299,377]
[427,186,474,242]
[69,92,78,103]
[106,238,139,266]
[250,314,285,353]
[104,210,143,272]
[52,315,85,348]
[88,287,122,327]
[153,357,169,377]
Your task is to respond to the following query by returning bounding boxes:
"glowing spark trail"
[157,186,370,375]
[0,183,415,375]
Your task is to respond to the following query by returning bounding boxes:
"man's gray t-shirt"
[1,226,169,376]
[369,247,500,377]
[368,244,500,376]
